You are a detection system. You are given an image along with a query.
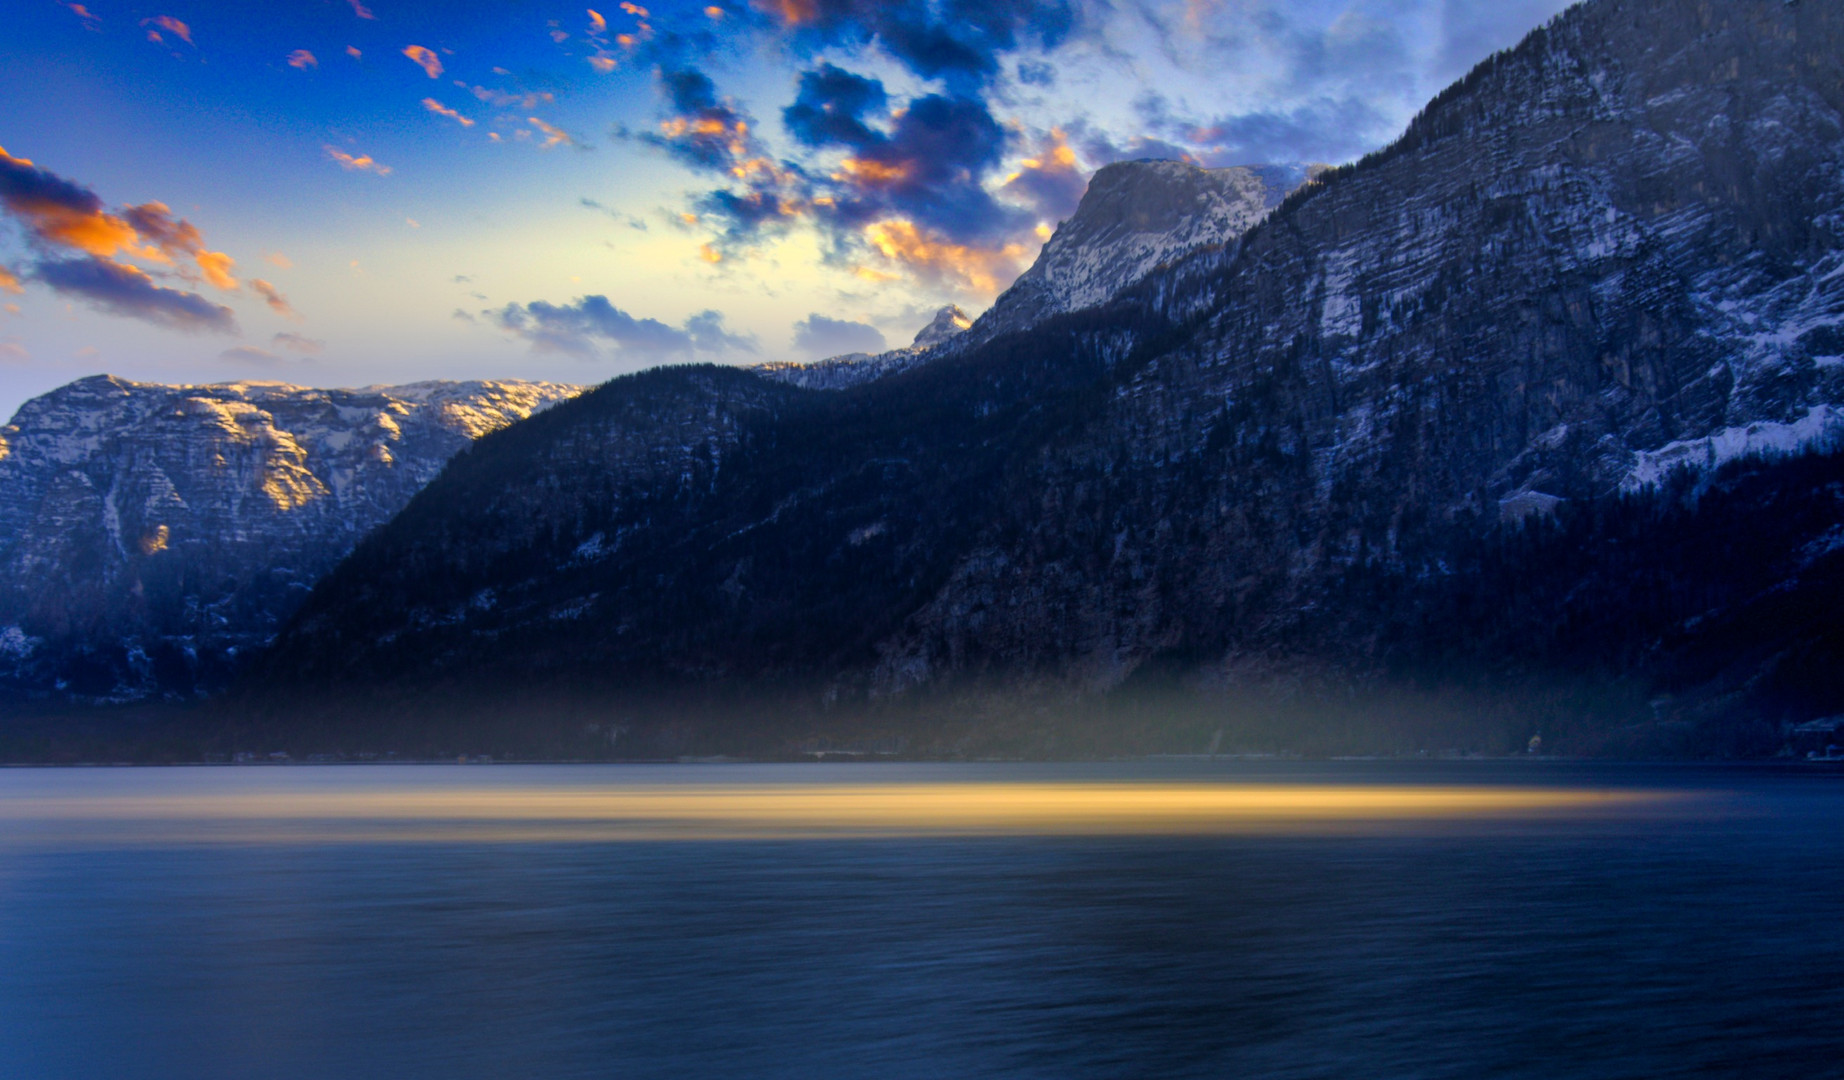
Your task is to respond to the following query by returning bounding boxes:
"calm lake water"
[1,761,1840,1079]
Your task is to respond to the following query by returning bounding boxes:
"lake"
[1,761,1840,1079]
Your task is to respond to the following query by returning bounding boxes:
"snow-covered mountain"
[240,0,1844,759]
[958,160,1314,348]
[0,376,580,700]
[753,305,974,391]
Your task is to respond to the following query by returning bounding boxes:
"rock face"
[251,0,1844,753]
[753,305,973,391]
[959,160,1311,349]
[0,376,579,699]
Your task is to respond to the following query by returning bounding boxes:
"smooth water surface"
[1,762,1840,1079]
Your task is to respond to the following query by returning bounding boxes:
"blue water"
[1,762,1840,1079]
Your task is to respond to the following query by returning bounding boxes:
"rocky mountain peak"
[911,305,973,349]
[957,158,1313,347]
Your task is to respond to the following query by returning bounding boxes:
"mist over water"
[2,763,1840,1079]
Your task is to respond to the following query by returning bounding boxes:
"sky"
[0,0,1577,419]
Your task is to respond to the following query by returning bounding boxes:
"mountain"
[0,376,580,701]
[245,0,1844,757]
[752,305,973,391]
[957,160,1312,349]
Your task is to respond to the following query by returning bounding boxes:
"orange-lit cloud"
[528,117,574,149]
[862,219,1027,295]
[195,250,238,291]
[251,278,297,318]
[287,49,318,69]
[62,3,101,30]
[346,45,362,59]
[753,0,817,26]
[422,98,475,127]
[588,54,618,74]
[0,266,21,294]
[141,15,192,44]
[347,0,376,19]
[324,146,392,175]
[588,8,608,34]
[620,2,650,15]
[0,146,141,258]
[1000,127,1088,224]
[705,5,724,17]
[403,45,443,79]
[265,252,293,269]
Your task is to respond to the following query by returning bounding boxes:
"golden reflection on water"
[0,783,1698,844]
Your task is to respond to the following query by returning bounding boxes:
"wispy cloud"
[347,0,376,21]
[61,3,100,31]
[0,266,21,295]
[324,146,392,175]
[422,98,476,127]
[528,117,574,149]
[251,279,297,318]
[403,45,443,79]
[287,49,318,69]
[272,331,323,354]
[140,15,193,45]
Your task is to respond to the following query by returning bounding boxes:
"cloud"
[265,252,293,269]
[0,266,22,295]
[141,15,192,45]
[1000,127,1086,223]
[490,295,753,358]
[62,3,101,31]
[0,148,254,327]
[347,0,376,19]
[325,146,392,174]
[422,98,476,127]
[756,0,1079,90]
[468,85,556,110]
[220,346,281,366]
[792,313,884,356]
[32,256,236,333]
[643,68,755,171]
[782,63,887,148]
[0,340,26,362]
[195,249,238,291]
[272,331,322,354]
[0,145,142,257]
[288,49,318,69]
[860,219,1026,293]
[528,118,575,149]
[346,45,363,59]
[142,15,192,43]
[251,279,296,318]
[403,45,444,79]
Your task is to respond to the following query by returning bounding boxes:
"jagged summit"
[910,305,973,349]
[957,158,1313,348]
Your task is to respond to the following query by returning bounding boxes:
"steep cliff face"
[874,0,1844,692]
[250,0,1844,751]
[959,160,1310,349]
[0,376,579,699]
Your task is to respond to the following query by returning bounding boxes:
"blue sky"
[0,0,1576,417]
